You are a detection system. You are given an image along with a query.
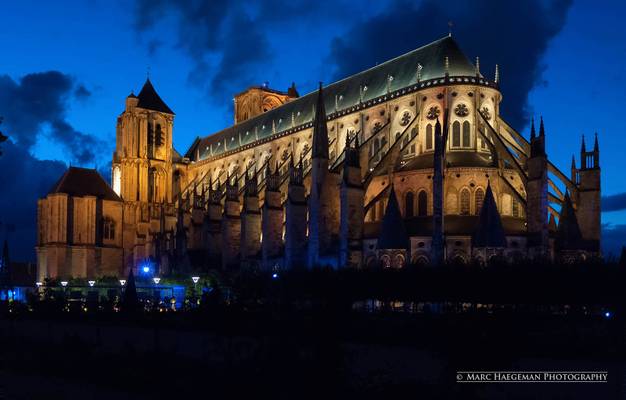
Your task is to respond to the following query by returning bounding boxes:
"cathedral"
[35,35,601,280]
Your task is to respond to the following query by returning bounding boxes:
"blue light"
[605,311,611,318]
[143,266,150,273]
[272,273,278,279]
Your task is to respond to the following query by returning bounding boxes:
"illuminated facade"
[36,36,601,279]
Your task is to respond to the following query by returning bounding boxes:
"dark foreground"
[0,308,624,399]
[2,264,626,399]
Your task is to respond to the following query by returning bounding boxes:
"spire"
[494,64,499,84]
[136,78,174,114]
[444,56,450,77]
[475,56,480,76]
[571,155,576,170]
[377,186,409,250]
[472,183,507,247]
[555,191,583,251]
[594,132,599,152]
[287,82,299,98]
[311,82,329,159]
[539,116,545,137]
[530,118,536,140]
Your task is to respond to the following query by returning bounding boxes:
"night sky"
[1,0,625,261]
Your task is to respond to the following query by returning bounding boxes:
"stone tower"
[112,79,175,203]
[261,163,283,269]
[526,117,548,258]
[576,134,601,250]
[339,135,364,268]
[240,169,262,267]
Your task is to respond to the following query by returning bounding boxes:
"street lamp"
[119,279,126,286]
[61,281,68,287]
[191,276,200,284]
[35,282,42,288]
[88,280,95,287]
[153,277,161,285]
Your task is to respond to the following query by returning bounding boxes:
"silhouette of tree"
[121,269,139,313]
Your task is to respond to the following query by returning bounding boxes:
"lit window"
[452,121,461,147]
[462,121,471,147]
[460,189,470,215]
[103,218,115,240]
[475,188,485,215]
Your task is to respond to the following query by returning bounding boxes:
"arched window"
[155,124,164,146]
[501,194,512,215]
[426,124,433,150]
[452,121,461,147]
[103,218,115,240]
[460,188,470,215]
[405,192,414,217]
[462,121,471,147]
[475,188,485,215]
[418,190,428,216]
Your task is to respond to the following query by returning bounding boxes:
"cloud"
[0,70,108,261]
[602,223,626,259]
[0,71,105,165]
[328,0,573,130]
[74,84,91,100]
[602,192,626,212]
[132,0,351,100]
[0,141,66,262]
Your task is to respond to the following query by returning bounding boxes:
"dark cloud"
[132,0,349,99]
[0,71,105,164]
[328,0,573,130]
[0,70,109,261]
[0,141,66,262]
[602,223,626,259]
[74,84,91,100]
[602,192,626,212]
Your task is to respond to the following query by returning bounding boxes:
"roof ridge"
[319,35,453,92]
[192,35,475,160]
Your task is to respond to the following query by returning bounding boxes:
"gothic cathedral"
[36,36,601,280]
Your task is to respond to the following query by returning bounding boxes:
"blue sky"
[0,0,625,260]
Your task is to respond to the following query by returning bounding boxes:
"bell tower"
[112,78,175,204]
[576,133,601,250]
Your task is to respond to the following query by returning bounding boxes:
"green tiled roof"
[188,36,478,162]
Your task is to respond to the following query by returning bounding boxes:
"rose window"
[454,103,469,117]
[426,106,440,120]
